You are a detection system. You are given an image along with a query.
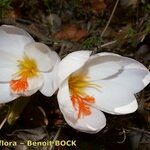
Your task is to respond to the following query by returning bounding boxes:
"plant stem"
[100,0,120,38]
[0,117,7,130]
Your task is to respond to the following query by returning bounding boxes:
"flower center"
[10,56,39,93]
[68,73,98,119]
[17,55,38,78]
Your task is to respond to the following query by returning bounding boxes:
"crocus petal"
[85,62,122,81]
[57,79,76,118]
[1,25,34,39]
[143,72,150,86]
[82,53,122,81]
[84,52,150,93]
[40,52,60,96]
[97,53,150,93]
[114,100,138,114]
[24,42,53,72]
[89,52,123,65]
[108,69,150,94]
[58,51,92,85]
[0,50,18,67]
[120,56,149,71]
[23,75,44,96]
[90,52,121,59]
[40,71,58,96]
[96,52,148,71]
[48,50,61,68]
[57,79,106,133]
[86,80,138,114]
[0,83,19,103]
[0,51,18,82]
[10,75,44,96]
[0,68,17,82]
[61,106,106,133]
[85,52,149,81]
[0,28,34,57]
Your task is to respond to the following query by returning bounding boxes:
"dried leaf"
[47,13,62,33]
[91,0,106,13]
[7,127,48,141]
[6,10,20,19]
[5,127,58,150]
[144,101,150,111]
[15,145,28,150]
[120,0,139,8]
[54,24,87,41]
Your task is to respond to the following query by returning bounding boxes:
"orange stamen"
[10,55,38,93]
[71,94,95,119]
[69,73,99,119]
[10,77,28,93]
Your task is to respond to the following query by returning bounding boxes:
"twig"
[100,40,117,48]
[91,0,120,55]
[0,117,7,130]
[49,124,65,150]
[100,0,120,38]
[117,128,126,144]
[127,127,150,135]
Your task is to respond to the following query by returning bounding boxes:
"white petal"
[57,79,106,133]
[24,42,54,72]
[0,29,34,57]
[58,50,92,85]
[62,107,106,134]
[108,69,150,94]
[0,68,17,82]
[0,51,18,82]
[57,79,76,118]
[92,52,121,57]
[114,100,138,114]
[23,75,44,96]
[1,25,33,39]
[85,52,150,93]
[49,50,61,67]
[87,52,147,76]
[82,53,122,81]
[96,52,148,71]
[143,72,150,86]
[85,80,138,114]
[0,49,17,67]
[10,75,44,96]
[120,56,149,71]
[86,62,122,81]
[90,52,122,60]
[40,59,60,96]
[0,83,19,103]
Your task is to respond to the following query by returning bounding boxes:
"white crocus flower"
[57,51,150,133]
[0,25,60,103]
